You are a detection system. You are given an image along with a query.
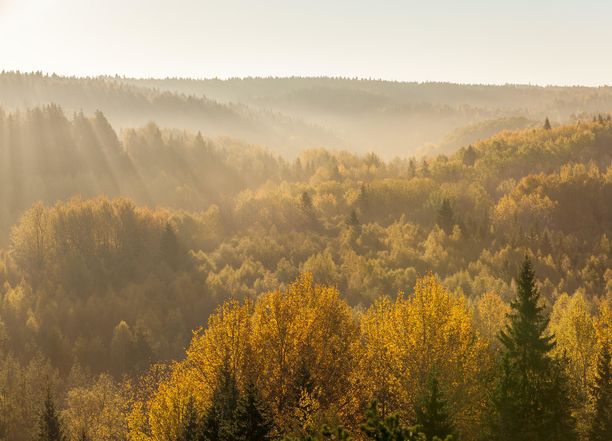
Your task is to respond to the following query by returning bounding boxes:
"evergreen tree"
[180,395,201,441]
[589,342,611,441]
[436,199,455,234]
[300,192,313,213]
[234,381,274,441]
[543,117,552,130]
[461,145,477,166]
[415,375,454,441]
[493,256,576,441]
[77,429,90,441]
[360,401,423,441]
[37,389,65,441]
[201,361,240,441]
[346,209,360,230]
[160,222,182,269]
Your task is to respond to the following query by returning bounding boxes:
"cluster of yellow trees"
[126,273,610,440]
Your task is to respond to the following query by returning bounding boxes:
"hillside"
[5,72,612,159]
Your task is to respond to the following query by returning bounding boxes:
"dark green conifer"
[360,401,423,441]
[201,361,240,441]
[436,199,455,234]
[180,395,200,441]
[234,381,274,441]
[544,117,552,130]
[589,342,611,441]
[493,256,576,441]
[37,389,65,441]
[415,375,454,441]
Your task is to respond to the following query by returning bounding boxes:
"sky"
[0,0,611,86]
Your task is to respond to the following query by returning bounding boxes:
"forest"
[0,80,611,440]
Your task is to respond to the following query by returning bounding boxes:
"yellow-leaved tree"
[356,274,491,439]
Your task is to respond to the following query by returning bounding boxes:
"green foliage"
[590,343,612,441]
[415,376,454,441]
[360,401,425,441]
[493,256,576,441]
[37,390,65,441]
[201,361,240,441]
[180,396,200,441]
[234,382,274,441]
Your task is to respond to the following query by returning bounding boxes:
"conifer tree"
[493,256,575,441]
[415,375,454,441]
[180,395,201,441]
[234,381,274,441]
[37,389,65,441]
[201,361,240,441]
[346,209,360,230]
[589,342,611,441]
[77,429,90,441]
[160,222,182,269]
[544,117,552,130]
[436,199,455,234]
[360,401,423,441]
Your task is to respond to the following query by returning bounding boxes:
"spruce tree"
[436,199,455,234]
[180,395,200,441]
[360,401,423,441]
[589,342,611,441]
[201,361,240,441]
[234,381,274,441]
[415,375,454,441]
[493,256,575,441]
[543,117,552,130]
[37,389,65,441]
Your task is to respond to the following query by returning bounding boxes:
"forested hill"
[0,72,342,155]
[4,72,612,158]
[0,107,610,439]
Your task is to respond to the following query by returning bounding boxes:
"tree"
[77,429,90,441]
[493,256,576,441]
[589,342,611,441]
[414,375,454,441]
[160,222,182,269]
[346,209,360,230]
[436,199,454,234]
[462,145,477,166]
[544,117,552,130]
[37,389,65,441]
[180,395,200,441]
[201,360,240,441]
[360,401,424,441]
[234,381,274,441]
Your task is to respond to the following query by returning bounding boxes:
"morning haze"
[0,2,610,441]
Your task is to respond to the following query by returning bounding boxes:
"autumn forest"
[0,72,610,441]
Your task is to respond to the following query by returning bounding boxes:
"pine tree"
[543,117,552,130]
[346,209,360,230]
[493,256,576,441]
[589,342,611,441]
[201,361,240,441]
[415,375,454,441]
[234,381,274,441]
[461,145,477,166]
[300,192,313,213]
[360,401,423,441]
[436,199,454,234]
[160,222,182,269]
[180,395,201,441]
[77,429,90,441]
[37,389,65,441]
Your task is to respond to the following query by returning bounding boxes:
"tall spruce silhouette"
[493,256,575,441]
[589,342,611,441]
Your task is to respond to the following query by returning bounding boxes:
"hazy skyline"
[1,0,611,86]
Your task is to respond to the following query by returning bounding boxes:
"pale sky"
[1,0,610,85]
